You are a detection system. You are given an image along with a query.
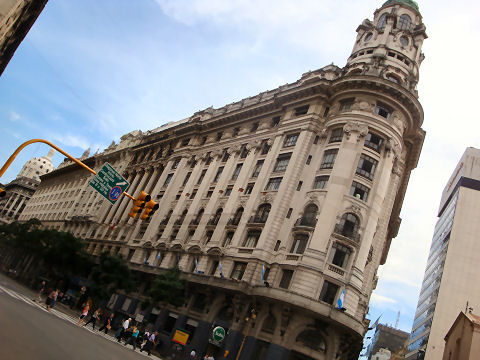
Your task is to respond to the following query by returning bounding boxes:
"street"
[0,275,157,360]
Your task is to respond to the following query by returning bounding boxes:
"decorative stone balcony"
[293,217,317,230]
[333,224,360,243]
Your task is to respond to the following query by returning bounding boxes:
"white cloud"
[370,293,397,305]
[9,110,21,121]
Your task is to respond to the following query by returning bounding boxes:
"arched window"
[261,314,277,334]
[397,14,411,30]
[211,208,223,225]
[192,208,204,225]
[377,13,387,30]
[175,209,188,225]
[301,204,318,226]
[232,207,244,225]
[255,203,271,223]
[296,330,326,352]
[337,213,360,239]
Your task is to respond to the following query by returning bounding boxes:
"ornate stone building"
[20,1,427,359]
[0,149,55,224]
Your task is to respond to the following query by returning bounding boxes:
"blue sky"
[2,0,480,352]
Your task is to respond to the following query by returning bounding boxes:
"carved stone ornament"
[343,121,368,141]
[260,193,273,203]
[186,155,197,165]
[231,144,242,155]
[201,152,210,161]
[392,113,406,135]
[385,138,401,159]
[319,128,328,139]
[351,98,374,112]
[211,149,223,158]
[251,139,263,151]
[307,193,319,203]
[346,204,362,217]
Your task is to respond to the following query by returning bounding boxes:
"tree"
[88,251,136,302]
[148,266,186,308]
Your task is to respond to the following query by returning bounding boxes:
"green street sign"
[212,326,226,342]
[89,162,129,205]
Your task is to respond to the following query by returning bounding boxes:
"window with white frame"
[283,133,299,148]
[328,242,351,269]
[350,181,370,202]
[356,154,378,180]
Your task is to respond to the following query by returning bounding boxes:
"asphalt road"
[0,277,154,360]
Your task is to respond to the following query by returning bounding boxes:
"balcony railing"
[248,216,267,224]
[189,218,201,226]
[227,217,241,226]
[294,217,317,228]
[207,218,220,226]
[333,224,360,242]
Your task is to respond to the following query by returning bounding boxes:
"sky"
[1,0,480,353]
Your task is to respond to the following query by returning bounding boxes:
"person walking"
[124,326,140,350]
[84,307,102,330]
[190,349,197,359]
[77,303,90,326]
[117,318,130,342]
[35,281,46,302]
[45,289,58,311]
[98,313,114,334]
[140,331,157,356]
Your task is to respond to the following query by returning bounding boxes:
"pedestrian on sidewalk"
[117,317,130,342]
[140,331,157,356]
[45,289,58,311]
[99,313,114,334]
[124,325,140,350]
[77,303,90,326]
[84,307,102,330]
[35,281,46,302]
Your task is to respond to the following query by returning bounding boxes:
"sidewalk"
[0,273,163,359]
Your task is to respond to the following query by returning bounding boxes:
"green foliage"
[148,266,186,308]
[89,251,136,302]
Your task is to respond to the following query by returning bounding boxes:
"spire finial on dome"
[46,149,55,158]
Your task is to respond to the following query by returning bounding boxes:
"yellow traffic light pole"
[0,138,135,201]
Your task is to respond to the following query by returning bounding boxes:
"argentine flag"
[337,287,345,310]
[261,264,265,283]
[218,261,224,278]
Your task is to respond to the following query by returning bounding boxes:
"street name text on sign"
[89,162,129,205]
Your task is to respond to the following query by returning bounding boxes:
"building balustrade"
[333,224,360,242]
[294,217,317,228]
[248,215,267,224]
[328,263,345,276]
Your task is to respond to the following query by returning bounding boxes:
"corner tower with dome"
[0,149,55,224]
[19,2,426,359]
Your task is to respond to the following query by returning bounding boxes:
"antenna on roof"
[395,311,400,329]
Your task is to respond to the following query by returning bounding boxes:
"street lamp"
[235,307,256,360]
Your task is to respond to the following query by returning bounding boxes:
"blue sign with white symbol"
[109,186,122,201]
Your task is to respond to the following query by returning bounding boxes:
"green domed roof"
[382,0,419,12]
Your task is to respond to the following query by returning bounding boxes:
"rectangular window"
[296,181,303,191]
[356,154,378,180]
[213,167,224,183]
[350,181,370,201]
[252,160,264,178]
[313,135,320,144]
[190,189,197,199]
[233,128,240,137]
[273,153,292,172]
[279,269,294,289]
[328,242,351,268]
[261,139,270,155]
[205,152,212,165]
[290,234,308,254]
[197,169,207,185]
[320,149,338,169]
[375,102,392,119]
[240,144,249,159]
[224,186,233,197]
[265,177,282,191]
[251,122,259,132]
[182,172,192,187]
[294,105,309,116]
[163,173,174,187]
[286,208,293,219]
[232,163,243,180]
[210,261,219,275]
[313,175,329,190]
[271,116,280,127]
[200,136,207,145]
[244,183,255,195]
[329,128,343,143]
[204,230,214,244]
[169,159,180,170]
[319,281,339,305]
[283,133,299,148]
[339,98,354,111]
[223,232,234,247]
[364,132,383,152]
[306,155,312,165]
[243,230,261,248]
[216,132,223,141]
[222,149,230,162]
[323,106,330,117]
[206,190,213,198]
[231,262,247,280]
[181,138,190,146]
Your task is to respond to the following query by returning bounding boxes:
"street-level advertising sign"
[173,329,190,346]
[89,162,129,204]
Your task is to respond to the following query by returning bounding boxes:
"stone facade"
[19,2,426,359]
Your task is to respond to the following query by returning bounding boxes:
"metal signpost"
[89,162,129,204]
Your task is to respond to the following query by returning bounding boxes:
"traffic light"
[0,188,5,198]
[140,199,159,221]
[128,191,151,218]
